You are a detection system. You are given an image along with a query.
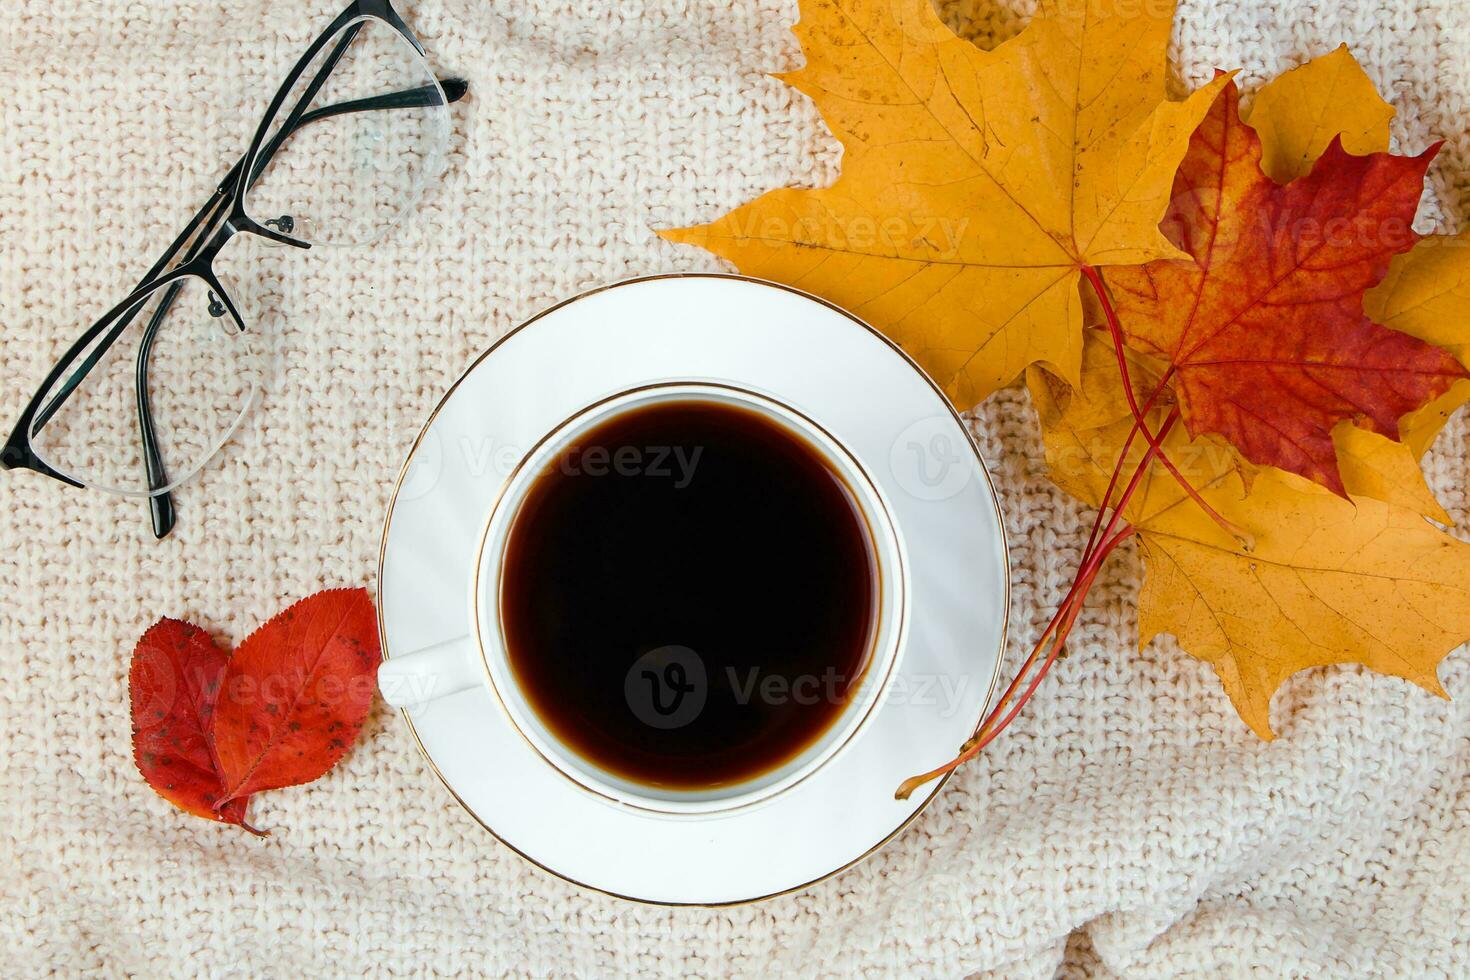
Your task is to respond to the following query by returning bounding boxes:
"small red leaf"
[129,619,262,834]
[212,589,380,805]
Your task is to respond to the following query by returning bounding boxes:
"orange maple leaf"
[1105,77,1466,494]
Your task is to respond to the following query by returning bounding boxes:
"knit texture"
[2,0,1468,976]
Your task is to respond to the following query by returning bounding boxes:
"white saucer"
[377,274,1009,905]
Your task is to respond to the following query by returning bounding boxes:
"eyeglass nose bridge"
[225,211,313,251]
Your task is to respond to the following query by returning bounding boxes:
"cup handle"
[378,634,482,708]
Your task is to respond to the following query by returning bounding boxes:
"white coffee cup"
[378,381,906,815]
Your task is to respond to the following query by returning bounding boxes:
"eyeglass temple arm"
[28,76,467,436]
[138,74,467,536]
[130,22,367,536]
[13,73,467,537]
[30,74,468,432]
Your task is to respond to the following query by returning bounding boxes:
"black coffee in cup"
[500,398,878,790]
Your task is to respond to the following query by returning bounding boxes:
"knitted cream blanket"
[3,0,1466,975]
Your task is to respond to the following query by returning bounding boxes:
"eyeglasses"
[1,0,467,538]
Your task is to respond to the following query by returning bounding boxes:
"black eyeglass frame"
[1,0,466,538]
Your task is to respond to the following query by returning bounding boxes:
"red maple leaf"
[1106,77,1466,494]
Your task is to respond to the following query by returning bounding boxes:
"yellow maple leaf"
[1366,230,1470,450]
[1245,43,1396,184]
[1030,334,1468,738]
[661,0,1228,407]
[1244,45,1468,521]
[1331,422,1452,524]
